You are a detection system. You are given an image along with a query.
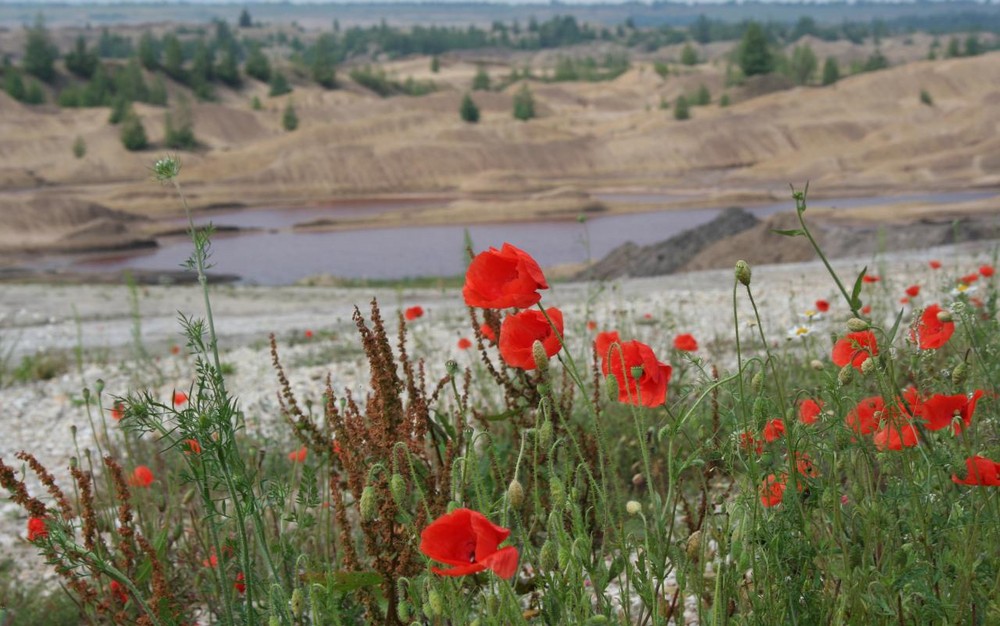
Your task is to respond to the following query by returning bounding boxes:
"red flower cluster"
[952,456,1000,486]
[798,398,823,425]
[129,465,154,488]
[404,306,424,321]
[599,335,672,407]
[762,419,785,443]
[419,508,519,579]
[832,331,879,371]
[844,388,985,450]
[463,243,548,309]
[910,304,954,350]
[499,308,563,370]
[27,516,47,541]
[110,402,124,421]
[673,333,698,352]
[288,446,308,463]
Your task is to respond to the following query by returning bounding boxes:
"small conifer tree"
[430,56,440,73]
[674,94,690,120]
[821,57,840,86]
[164,96,196,149]
[120,109,148,151]
[694,84,710,106]
[472,65,491,91]
[72,136,86,159]
[512,84,535,121]
[282,100,298,131]
[459,93,480,123]
[680,43,698,66]
[251,95,262,110]
[108,95,129,124]
[270,71,292,97]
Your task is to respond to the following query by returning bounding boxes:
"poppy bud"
[359,486,377,522]
[291,588,304,618]
[95,379,105,394]
[550,477,565,509]
[951,362,968,386]
[70,456,78,469]
[82,387,90,402]
[445,359,459,377]
[625,500,641,516]
[390,474,407,506]
[605,374,619,403]
[538,420,553,450]
[532,340,550,373]
[810,359,824,371]
[630,365,644,381]
[847,318,869,332]
[686,530,702,561]
[507,479,525,509]
[860,357,876,375]
[396,601,410,621]
[752,396,767,421]
[735,260,752,286]
[540,540,558,570]
[558,544,572,569]
[428,587,444,615]
[837,364,854,386]
[751,371,764,394]
[936,309,952,323]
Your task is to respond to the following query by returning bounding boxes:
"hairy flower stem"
[792,187,861,318]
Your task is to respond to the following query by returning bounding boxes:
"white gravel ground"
[2,239,998,618]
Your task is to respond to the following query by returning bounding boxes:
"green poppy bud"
[538,419,553,450]
[751,371,764,394]
[507,479,525,509]
[735,260,752,286]
[838,364,854,386]
[952,361,968,387]
[605,374,619,402]
[291,588,304,618]
[847,317,869,332]
[360,486,377,522]
[390,474,407,506]
[532,339,550,373]
[540,540,558,570]
[427,589,443,617]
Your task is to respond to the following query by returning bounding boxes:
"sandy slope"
[0,51,999,255]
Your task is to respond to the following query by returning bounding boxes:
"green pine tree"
[680,43,698,66]
[430,56,440,73]
[162,34,185,81]
[120,109,148,151]
[245,46,271,83]
[216,46,242,87]
[472,64,491,91]
[23,14,58,83]
[108,95,129,124]
[23,80,45,104]
[270,71,292,96]
[311,34,337,89]
[282,100,298,131]
[821,57,840,86]
[739,22,773,77]
[138,31,159,71]
[65,35,98,79]
[674,94,690,120]
[4,70,26,102]
[238,8,253,28]
[459,93,480,123]
[72,136,86,159]
[512,84,535,121]
[694,84,710,106]
[789,44,817,85]
[164,96,197,149]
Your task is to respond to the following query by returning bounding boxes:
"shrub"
[459,92,480,123]
[245,45,271,83]
[920,88,934,106]
[821,57,840,85]
[719,92,730,107]
[23,15,58,83]
[64,35,98,79]
[164,97,196,149]
[108,95,129,124]
[119,110,148,150]
[680,42,698,66]
[22,80,45,105]
[282,100,298,131]
[269,71,292,97]
[430,55,440,73]
[472,64,491,91]
[694,83,710,106]
[512,83,535,121]
[71,136,86,158]
[673,93,690,120]
[739,22,774,77]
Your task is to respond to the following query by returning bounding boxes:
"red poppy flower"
[479,323,496,344]
[457,337,473,350]
[960,273,979,285]
[304,329,313,339]
[601,340,672,407]
[905,285,920,297]
[129,465,154,488]
[862,274,879,283]
[463,243,548,309]
[738,431,762,455]
[110,580,128,604]
[288,446,307,463]
[593,330,622,362]
[673,333,698,352]
[404,306,424,321]
[234,572,246,593]
[419,508,519,579]
[873,422,919,451]
[919,390,984,433]
[586,320,597,331]
[27,516,47,541]
[795,452,819,478]
[759,473,787,507]
[498,308,563,370]
[815,299,830,313]
[952,456,1000,486]
[832,331,878,371]
[861,305,872,315]
[762,419,785,443]
[170,344,181,355]
[909,304,954,350]
[183,438,202,454]
[798,398,823,425]
[899,297,910,305]
[980,264,995,278]
[845,396,885,436]
[172,391,188,407]
[929,259,942,270]
[110,402,124,421]
[203,551,219,568]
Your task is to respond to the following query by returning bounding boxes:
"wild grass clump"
[2,165,998,625]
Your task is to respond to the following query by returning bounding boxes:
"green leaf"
[771,228,805,237]
[886,307,906,344]
[850,266,867,311]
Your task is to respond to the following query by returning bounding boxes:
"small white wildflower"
[951,283,977,297]
[787,324,812,339]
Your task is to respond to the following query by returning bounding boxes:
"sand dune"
[0,51,998,254]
